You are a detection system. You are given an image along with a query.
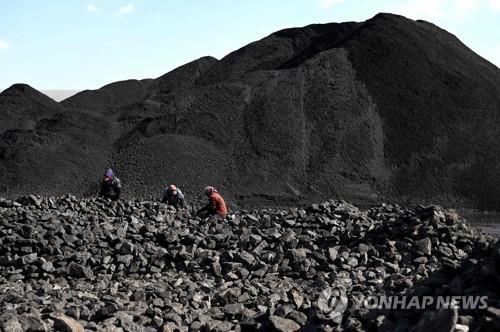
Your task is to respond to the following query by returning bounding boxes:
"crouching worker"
[99,168,122,201]
[162,184,186,208]
[196,186,227,220]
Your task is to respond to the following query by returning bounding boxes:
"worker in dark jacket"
[162,184,186,208]
[197,186,227,219]
[99,168,121,200]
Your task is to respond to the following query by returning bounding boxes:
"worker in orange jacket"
[197,186,227,219]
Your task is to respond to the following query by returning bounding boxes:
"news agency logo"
[351,295,489,310]
[318,289,488,319]
[317,286,348,320]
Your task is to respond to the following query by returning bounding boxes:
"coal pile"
[392,240,500,332]
[2,13,500,209]
[0,84,63,134]
[61,79,153,111]
[0,196,498,331]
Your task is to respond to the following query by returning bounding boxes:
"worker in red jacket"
[197,186,228,219]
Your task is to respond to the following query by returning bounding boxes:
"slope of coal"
[113,134,235,202]
[1,13,500,209]
[0,107,113,197]
[0,85,114,197]
[198,21,362,85]
[340,13,500,208]
[62,56,219,112]
[61,79,153,111]
[0,84,63,133]
[111,18,393,203]
[118,13,500,208]
[150,56,218,95]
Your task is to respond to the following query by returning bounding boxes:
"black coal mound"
[0,196,498,331]
[1,13,500,209]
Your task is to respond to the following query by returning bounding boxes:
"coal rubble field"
[0,196,499,332]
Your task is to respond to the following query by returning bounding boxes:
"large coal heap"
[1,13,500,209]
[0,196,498,331]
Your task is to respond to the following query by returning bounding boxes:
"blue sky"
[1,0,499,94]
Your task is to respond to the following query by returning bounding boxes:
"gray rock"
[287,311,307,326]
[118,240,135,255]
[410,309,457,332]
[438,245,453,257]
[67,262,93,279]
[291,291,304,308]
[40,261,54,273]
[95,302,119,320]
[236,251,256,266]
[1,317,23,332]
[416,238,432,256]
[18,314,48,332]
[486,306,500,317]
[268,315,301,332]
[247,214,260,222]
[454,324,469,332]
[50,314,85,332]
[223,303,244,315]
[328,247,338,261]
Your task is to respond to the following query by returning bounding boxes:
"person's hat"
[204,186,215,195]
[104,168,114,179]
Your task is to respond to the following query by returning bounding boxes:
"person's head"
[104,168,114,182]
[169,184,177,195]
[204,186,216,196]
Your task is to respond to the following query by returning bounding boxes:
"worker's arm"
[113,178,122,200]
[177,189,186,208]
[161,189,169,203]
[113,186,121,200]
[98,181,105,196]
[209,196,217,212]
[179,197,186,208]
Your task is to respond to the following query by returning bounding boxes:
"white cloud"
[488,0,500,10]
[319,0,344,10]
[393,0,447,20]
[0,38,9,50]
[117,4,134,16]
[87,4,99,12]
